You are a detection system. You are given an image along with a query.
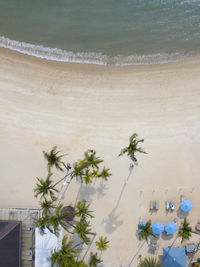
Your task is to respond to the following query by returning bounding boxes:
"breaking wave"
[0,36,185,66]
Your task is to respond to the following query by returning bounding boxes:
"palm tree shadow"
[96,181,108,199]
[75,181,108,204]
[102,209,123,234]
[128,240,146,267]
[114,167,134,211]
[77,184,96,202]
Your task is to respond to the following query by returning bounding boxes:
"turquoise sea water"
[0,0,200,65]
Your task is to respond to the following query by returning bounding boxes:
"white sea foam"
[0,35,183,66]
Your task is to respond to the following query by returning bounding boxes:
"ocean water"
[0,0,200,65]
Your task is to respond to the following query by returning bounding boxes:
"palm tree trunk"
[72,241,84,249]
[81,232,97,261]
[53,170,73,187]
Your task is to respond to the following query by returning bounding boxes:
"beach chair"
[166,201,170,210]
[170,201,175,211]
[195,222,200,232]
[149,238,157,253]
[150,200,154,210]
[154,201,159,210]
[180,195,185,202]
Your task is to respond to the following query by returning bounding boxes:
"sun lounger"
[166,201,175,211]
[196,222,200,232]
[154,201,159,210]
[149,239,157,253]
[180,195,185,202]
[166,201,170,210]
[170,202,175,211]
[150,200,159,211]
[150,200,154,210]
[185,243,198,254]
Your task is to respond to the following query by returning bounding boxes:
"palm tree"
[89,252,102,267]
[83,169,94,184]
[36,204,73,236]
[34,173,58,201]
[138,257,162,267]
[76,200,94,220]
[71,161,85,182]
[75,218,95,245]
[138,220,156,242]
[98,167,111,181]
[43,146,66,172]
[178,218,192,243]
[50,237,79,267]
[53,204,73,234]
[84,150,103,169]
[95,236,109,251]
[119,133,147,165]
[35,215,51,235]
[40,198,56,216]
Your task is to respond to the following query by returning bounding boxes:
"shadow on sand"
[114,165,134,211]
[128,240,146,267]
[102,208,123,234]
[176,207,188,220]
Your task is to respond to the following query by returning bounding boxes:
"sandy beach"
[0,47,200,266]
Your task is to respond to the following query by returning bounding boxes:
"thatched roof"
[61,206,75,222]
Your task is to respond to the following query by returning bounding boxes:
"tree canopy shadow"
[96,181,108,199]
[102,209,123,234]
[77,184,96,202]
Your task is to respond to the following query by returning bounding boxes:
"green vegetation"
[95,236,110,251]
[137,257,162,267]
[89,252,102,267]
[119,133,147,165]
[34,147,110,266]
[138,220,156,242]
[43,146,66,172]
[178,218,192,243]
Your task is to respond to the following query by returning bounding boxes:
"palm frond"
[119,133,147,164]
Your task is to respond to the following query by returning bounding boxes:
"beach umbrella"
[138,221,146,232]
[152,222,164,235]
[165,221,177,235]
[180,200,193,212]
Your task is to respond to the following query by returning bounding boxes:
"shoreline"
[1,45,200,266]
[2,45,200,73]
[1,36,200,67]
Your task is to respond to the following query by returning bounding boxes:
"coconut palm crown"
[95,236,110,251]
[119,133,147,164]
[71,150,111,184]
[89,252,102,267]
[50,236,81,267]
[138,220,156,242]
[43,146,66,172]
[178,218,192,243]
[76,200,94,220]
[138,257,162,267]
[34,172,58,201]
[75,218,95,245]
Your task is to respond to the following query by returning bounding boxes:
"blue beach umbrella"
[138,221,146,232]
[180,199,193,212]
[152,222,164,235]
[165,221,177,235]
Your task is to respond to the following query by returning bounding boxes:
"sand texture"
[0,47,200,266]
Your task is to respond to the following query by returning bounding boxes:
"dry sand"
[0,47,200,266]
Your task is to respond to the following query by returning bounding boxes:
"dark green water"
[0,0,200,65]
